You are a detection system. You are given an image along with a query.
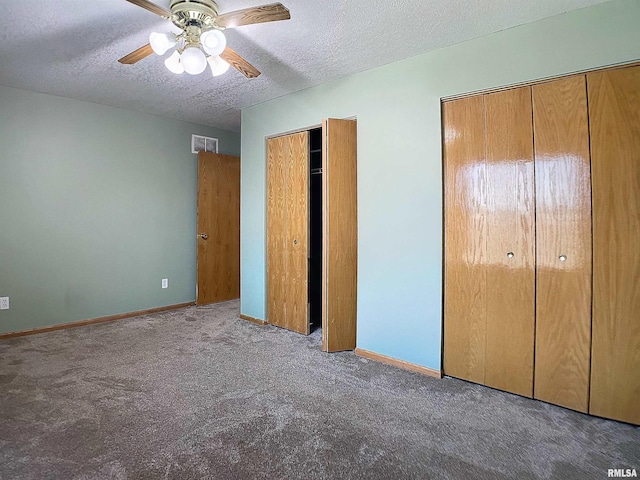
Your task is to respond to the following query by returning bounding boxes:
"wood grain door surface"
[532,76,592,413]
[285,132,310,335]
[483,87,536,398]
[588,65,640,425]
[443,96,488,384]
[443,65,640,425]
[267,136,287,328]
[196,152,240,305]
[322,118,358,353]
[267,132,310,335]
[444,87,536,398]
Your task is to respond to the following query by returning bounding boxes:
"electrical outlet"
[0,297,9,310]
[162,279,168,289]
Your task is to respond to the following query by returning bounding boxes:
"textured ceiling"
[0,0,610,132]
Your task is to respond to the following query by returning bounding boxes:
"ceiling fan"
[118,0,291,78]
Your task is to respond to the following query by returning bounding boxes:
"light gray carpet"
[0,300,638,479]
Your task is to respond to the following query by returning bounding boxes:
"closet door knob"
[293,239,298,245]
[559,254,567,262]
[507,252,514,259]
[199,233,208,240]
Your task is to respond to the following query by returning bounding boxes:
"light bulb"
[164,50,184,74]
[149,32,177,56]
[207,55,230,77]
[200,30,227,56]
[181,46,207,75]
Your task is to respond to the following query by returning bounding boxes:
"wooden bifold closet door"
[443,86,536,398]
[266,119,358,352]
[322,118,358,352]
[588,66,640,426]
[444,64,640,425]
[532,77,592,413]
[267,132,310,335]
[442,95,487,385]
[483,87,536,397]
[444,81,591,406]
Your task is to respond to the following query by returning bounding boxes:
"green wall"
[240,0,640,370]
[0,86,240,335]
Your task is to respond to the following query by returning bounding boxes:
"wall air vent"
[191,134,218,154]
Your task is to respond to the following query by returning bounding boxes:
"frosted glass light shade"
[181,46,207,75]
[200,30,227,56]
[149,32,176,55]
[164,50,184,74]
[207,55,230,76]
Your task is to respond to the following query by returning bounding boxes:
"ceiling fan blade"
[118,44,154,64]
[220,47,261,79]
[124,0,171,17]
[215,3,290,29]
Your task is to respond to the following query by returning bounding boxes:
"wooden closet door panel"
[443,96,487,383]
[484,87,536,398]
[588,66,640,425]
[267,136,287,329]
[322,118,358,352]
[532,77,592,413]
[285,132,310,334]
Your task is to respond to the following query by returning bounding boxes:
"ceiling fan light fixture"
[181,46,208,75]
[200,29,227,57]
[149,32,177,55]
[207,55,230,76]
[120,0,287,78]
[164,50,184,74]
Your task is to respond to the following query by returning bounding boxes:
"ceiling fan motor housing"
[170,0,220,29]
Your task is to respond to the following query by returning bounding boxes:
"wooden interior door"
[196,152,240,305]
[483,87,536,398]
[443,96,488,384]
[588,65,640,425]
[322,118,358,352]
[266,132,310,334]
[532,76,592,412]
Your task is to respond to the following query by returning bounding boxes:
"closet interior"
[309,127,323,331]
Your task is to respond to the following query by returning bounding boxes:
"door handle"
[199,233,209,240]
